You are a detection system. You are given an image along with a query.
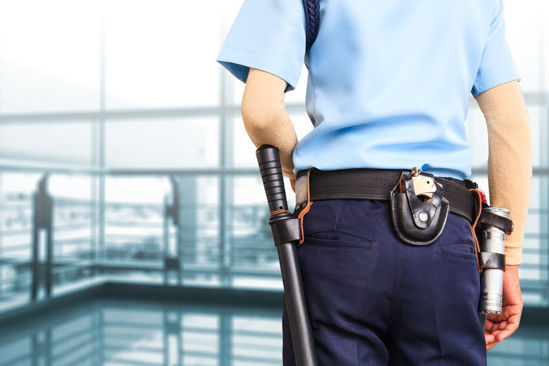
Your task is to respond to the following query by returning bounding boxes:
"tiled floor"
[0,298,547,366]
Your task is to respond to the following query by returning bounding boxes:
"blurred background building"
[0,0,547,365]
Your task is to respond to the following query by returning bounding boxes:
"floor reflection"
[0,298,547,366]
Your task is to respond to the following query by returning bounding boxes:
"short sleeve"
[216,0,307,93]
[471,0,520,97]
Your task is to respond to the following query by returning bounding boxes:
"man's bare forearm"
[476,81,532,265]
[241,68,298,179]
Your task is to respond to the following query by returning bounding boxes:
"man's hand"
[484,264,522,350]
[290,178,296,193]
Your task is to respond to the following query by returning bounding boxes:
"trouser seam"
[388,238,403,356]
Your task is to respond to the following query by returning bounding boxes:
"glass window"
[0,121,93,165]
[106,117,219,169]
[0,172,41,310]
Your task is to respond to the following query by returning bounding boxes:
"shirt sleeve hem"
[216,47,302,92]
[472,71,521,98]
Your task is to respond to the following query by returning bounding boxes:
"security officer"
[217,0,532,364]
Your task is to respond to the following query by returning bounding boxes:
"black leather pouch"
[389,170,450,246]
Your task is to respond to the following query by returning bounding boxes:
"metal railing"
[0,171,291,312]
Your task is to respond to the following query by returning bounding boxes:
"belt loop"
[294,168,314,246]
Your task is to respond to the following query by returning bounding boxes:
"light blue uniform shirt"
[217,0,520,180]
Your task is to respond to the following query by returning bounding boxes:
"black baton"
[256,145,317,366]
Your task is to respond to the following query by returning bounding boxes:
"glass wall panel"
[0,173,41,311]
[49,174,96,296]
[103,175,220,286]
[0,122,93,165]
[103,176,170,283]
[0,172,97,305]
[106,117,218,169]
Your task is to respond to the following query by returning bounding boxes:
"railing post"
[164,175,182,285]
[31,175,53,300]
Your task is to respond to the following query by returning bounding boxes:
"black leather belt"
[295,168,477,224]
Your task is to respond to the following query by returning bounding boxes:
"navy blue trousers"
[282,197,487,365]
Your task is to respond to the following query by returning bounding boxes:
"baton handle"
[256,145,289,214]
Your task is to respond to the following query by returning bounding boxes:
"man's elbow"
[241,89,286,131]
[240,67,288,130]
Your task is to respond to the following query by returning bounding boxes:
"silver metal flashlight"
[479,207,510,315]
